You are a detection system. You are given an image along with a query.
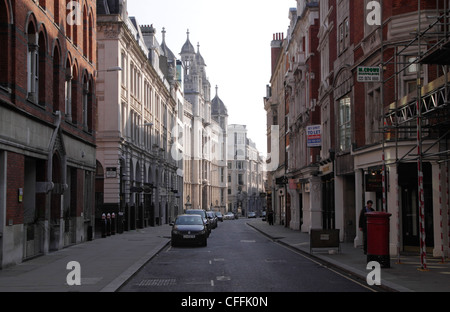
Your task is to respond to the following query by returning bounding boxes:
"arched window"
[82,5,87,57]
[0,0,10,87]
[88,12,94,62]
[71,62,79,123]
[27,21,39,103]
[53,0,60,25]
[87,77,94,132]
[82,72,89,130]
[53,44,61,112]
[38,30,47,106]
[65,0,72,40]
[65,57,73,120]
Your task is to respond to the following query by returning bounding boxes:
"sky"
[126,0,296,156]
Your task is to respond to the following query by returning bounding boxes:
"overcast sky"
[126,0,296,155]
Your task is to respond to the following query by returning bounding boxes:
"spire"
[181,28,195,54]
[162,27,166,42]
[196,41,206,66]
[160,26,175,61]
[211,85,228,116]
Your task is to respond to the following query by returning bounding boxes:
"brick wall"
[6,152,24,225]
[8,0,97,143]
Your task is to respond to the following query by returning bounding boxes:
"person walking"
[268,211,274,225]
[359,200,374,254]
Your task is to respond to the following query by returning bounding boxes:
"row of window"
[0,3,95,132]
[36,0,95,62]
[27,21,94,131]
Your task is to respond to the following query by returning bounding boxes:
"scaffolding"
[381,1,450,270]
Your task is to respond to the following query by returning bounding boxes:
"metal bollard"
[101,213,106,238]
[111,212,116,235]
[107,213,111,236]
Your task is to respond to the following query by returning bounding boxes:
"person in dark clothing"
[268,211,274,225]
[359,200,374,254]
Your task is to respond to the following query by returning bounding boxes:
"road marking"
[137,278,176,287]
[216,276,231,281]
[241,240,256,243]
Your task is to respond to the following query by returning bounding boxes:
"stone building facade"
[96,0,183,230]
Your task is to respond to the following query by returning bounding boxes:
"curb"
[246,222,409,293]
[101,239,171,292]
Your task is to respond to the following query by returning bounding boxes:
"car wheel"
[202,239,207,247]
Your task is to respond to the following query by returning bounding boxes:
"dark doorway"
[399,162,434,251]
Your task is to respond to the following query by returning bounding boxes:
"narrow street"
[118,218,374,292]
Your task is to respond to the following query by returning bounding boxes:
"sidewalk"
[0,226,171,292]
[0,220,449,292]
[247,218,450,292]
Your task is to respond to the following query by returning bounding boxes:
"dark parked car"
[215,211,223,222]
[170,214,208,247]
[185,209,211,235]
[206,211,218,229]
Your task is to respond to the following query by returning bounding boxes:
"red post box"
[366,211,392,268]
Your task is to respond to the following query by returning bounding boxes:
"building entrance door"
[399,163,434,252]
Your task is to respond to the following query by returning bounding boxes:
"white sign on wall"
[357,66,381,82]
[306,125,322,147]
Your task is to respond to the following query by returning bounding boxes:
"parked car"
[206,211,218,229]
[215,211,223,222]
[170,214,208,247]
[185,209,211,236]
[224,212,235,220]
[261,211,266,221]
[248,211,257,218]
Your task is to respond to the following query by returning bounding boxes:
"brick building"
[266,0,450,262]
[0,0,97,268]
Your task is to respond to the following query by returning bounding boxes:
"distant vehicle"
[206,211,218,229]
[261,211,266,221]
[215,211,223,222]
[224,212,236,220]
[185,209,211,235]
[170,214,208,247]
[248,211,257,218]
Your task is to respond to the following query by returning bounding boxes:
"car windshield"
[185,210,206,217]
[175,215,204,226]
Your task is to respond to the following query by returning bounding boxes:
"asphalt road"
[118,218,373,292]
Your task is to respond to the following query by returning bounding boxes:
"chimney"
[271,33,284,75]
